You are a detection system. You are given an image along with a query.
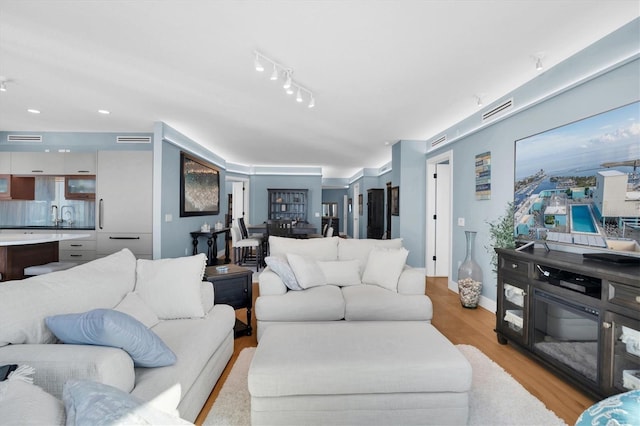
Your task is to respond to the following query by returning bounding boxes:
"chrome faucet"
[51,205,62,226]
[61,205,75,226]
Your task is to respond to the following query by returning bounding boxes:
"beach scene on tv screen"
[514,101,640,254]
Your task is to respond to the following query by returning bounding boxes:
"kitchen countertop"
[0,233,91,246]
[0,226,95,231]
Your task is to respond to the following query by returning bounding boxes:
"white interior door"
[353,183,360,239]
[426,151,452,280]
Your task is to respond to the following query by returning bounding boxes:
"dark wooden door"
[367,188,384,239]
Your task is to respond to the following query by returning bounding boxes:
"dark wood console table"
[190,229,230,266]
[495,247,639,399]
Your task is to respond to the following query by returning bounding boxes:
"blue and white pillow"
[46,309,176,367]
[63,379,192,425]
[265,256,304,291]
[575,389,640,426]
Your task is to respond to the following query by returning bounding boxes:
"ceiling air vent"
[7,134,42,143]
[116,136,152,144]
[431,134,447,148]
[482,98,513,122]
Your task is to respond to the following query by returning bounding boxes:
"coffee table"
[204,264,252,337]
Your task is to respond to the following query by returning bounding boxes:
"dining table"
[247,223,318,238]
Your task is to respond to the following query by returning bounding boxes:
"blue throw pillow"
[46,309,176,367]
[575,389,640,426]
[63,379,192,425]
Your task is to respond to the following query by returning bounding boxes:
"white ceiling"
[0,1,638,178]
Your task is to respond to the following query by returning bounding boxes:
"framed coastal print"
[358,194,363,216]
[180,152,220,217]
[391,186,400,216]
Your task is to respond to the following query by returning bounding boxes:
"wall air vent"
[116,136,152,144]
[7,134,43,143]
[482,98,513,122]
[431,134,447,148]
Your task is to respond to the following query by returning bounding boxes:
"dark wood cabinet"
[268,189,308,222]
[205,264,253,337]
[0,175,35,200]
[495,248,640,399]
[367,188,384,239]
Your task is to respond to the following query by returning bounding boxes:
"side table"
[190,229,231,266]
[204,264,252,338]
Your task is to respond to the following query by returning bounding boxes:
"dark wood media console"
[495,247,640,399]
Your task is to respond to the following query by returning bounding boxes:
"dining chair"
[230,225,261,272]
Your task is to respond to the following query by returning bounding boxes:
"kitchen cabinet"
[64,152,96,174]
[5,229,96,265]
[65,175,96,200]
[10,152,96,175]
[0,175,35,200]
[96,151,152,258]
[11,152,65,175]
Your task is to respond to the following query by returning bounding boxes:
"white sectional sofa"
[0,248,235,424]
[256,236,432,340]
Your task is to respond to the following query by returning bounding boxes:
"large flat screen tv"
[514,101,640,257]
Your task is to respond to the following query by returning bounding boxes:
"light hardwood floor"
[195,277,595,425]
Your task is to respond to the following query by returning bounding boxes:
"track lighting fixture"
[476,96,483,107]
[0,81,6,92]
[535,57,543,71]
[253,50,315,108]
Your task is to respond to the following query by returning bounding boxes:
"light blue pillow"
[63,379,193,425]
[265,256,304,291]
[575,389,640,426]
[45,309,176,367]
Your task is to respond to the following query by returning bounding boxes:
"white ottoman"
[248,322,472,425]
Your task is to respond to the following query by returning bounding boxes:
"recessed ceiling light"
[27,109,41,114]
[98,109,110,115]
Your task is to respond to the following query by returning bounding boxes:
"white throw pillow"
[135,254,206,319]
[0,380,66,425]
[114,292,160,328]
[317,260,361,287]
[361,247,409,292]
[286,253,327,289]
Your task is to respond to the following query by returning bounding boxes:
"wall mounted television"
[513,101,640,258]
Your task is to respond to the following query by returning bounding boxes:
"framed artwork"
[358,194,363,216]
[391,186,400,216]
[180,152,220,217]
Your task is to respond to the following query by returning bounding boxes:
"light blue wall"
[249,174,323,230]
[428,19,640,302]
[155,123,228,259]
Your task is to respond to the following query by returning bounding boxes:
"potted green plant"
[485,201,516,274]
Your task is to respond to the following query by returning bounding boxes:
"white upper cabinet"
[64,152,96,174]
[0,152,10,174]
[11,152,65,175]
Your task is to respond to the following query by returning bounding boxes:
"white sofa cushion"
[286,253,327,289]
[0,343,135,399]
[361,246,409,292]
[255,285,345,322]
[342,285,433,321]
[135,254,206,320]
[114,292,160,328]
[0,248,137,346]
[268,236,339,261]
[337,238,403,274]
[317,260,361,287]
[0,380,66,426]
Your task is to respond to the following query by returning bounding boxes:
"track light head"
[254,53,264,72]
[283,71,292,89]
[0,81,6,92]
[535,58,543,71]
[270,65,278,81]
[308,96,315,108]
[296,88,303,102]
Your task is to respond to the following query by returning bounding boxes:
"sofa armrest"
[0,343,135,399]
[258,267,288,296]
[397,266,426,295]
[201,280,214,313]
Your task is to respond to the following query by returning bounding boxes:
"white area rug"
[204,345,567,426]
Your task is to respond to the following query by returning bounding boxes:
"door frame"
[426,150,454,290]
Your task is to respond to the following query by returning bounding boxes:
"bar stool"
[230,226,262,272]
